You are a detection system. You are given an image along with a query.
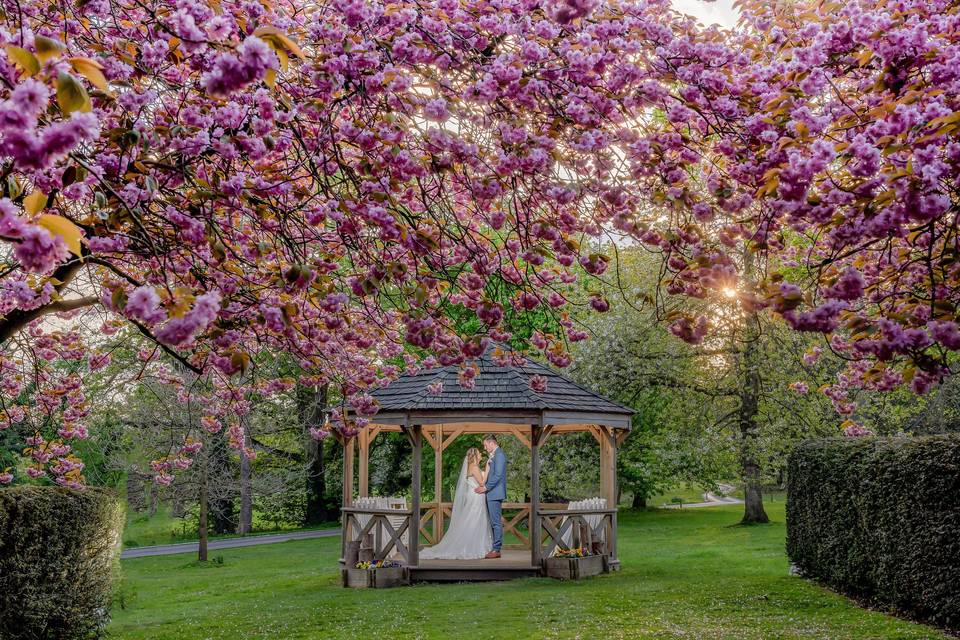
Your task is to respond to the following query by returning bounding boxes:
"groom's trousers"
[487,497,503,551]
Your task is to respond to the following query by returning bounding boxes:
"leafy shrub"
[787,436,960,630]
[255,487,306,529]
[0,486,123,639]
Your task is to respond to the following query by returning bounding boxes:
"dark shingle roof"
[369,348,634,416]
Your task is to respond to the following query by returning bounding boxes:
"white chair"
[353,496,412,559]
[353,496,375,534]
[554,499,582,555]
[585,497,607,545]
[384,497,409,553]
[555,497,607,555]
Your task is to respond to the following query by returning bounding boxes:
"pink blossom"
[928,321,960,350]
[201,37,277,97]
[802,347,822,366]
[156,291,221,346]
[308,427,330,441]
[589,296,609,313]
[669,315,709,344]
[424,98,450,122]
[13,226,69,274]
[88,352,111,371]
[529,374,548,393]
[10,79,49,115]
[125,286,167,324]
[824,267,865,301]
[841,422,873,437]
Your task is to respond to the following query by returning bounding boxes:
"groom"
[475,434,506,559]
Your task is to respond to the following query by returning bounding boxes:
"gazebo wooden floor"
[409,549,540,582]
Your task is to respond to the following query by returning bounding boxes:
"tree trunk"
[299,384,330,525]
[126,468,146,512]
[738,249,770,525]
[198,472,209,562]
[209,429,235,535]
[238,448,252,535]
[632,493,647,510]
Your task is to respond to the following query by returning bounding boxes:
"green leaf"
[34,36,65,63]
[6,175,23,200]
[38,214,84,257]
[56,72,91,114]
[69,56,109,91]
[6,46,40,76]
[23,190,48,215]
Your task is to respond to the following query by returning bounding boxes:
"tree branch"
[127,318,204,376]
[0,260,95,344]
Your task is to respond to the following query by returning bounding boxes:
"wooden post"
[340,435,355,562]
[408,424,422,567]
[340,438,353,557]
[531,422,542,568]
[343,436,355,508]
[434,425,443,543]
[609,428,619,566]
[599,428,608,504]
[599,426,615,506]
[358,428,369,498]
[596,426,620,568]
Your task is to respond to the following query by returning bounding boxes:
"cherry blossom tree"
[3,0,959,488]
[641,0,960,414]
[0,0,686,484]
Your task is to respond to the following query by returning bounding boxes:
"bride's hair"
[465,448,481,465]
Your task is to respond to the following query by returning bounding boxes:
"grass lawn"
[122,505,336,548]
[109,503,947,639]
[647,483,708,506]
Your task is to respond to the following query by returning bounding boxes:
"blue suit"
[485,447,507,551]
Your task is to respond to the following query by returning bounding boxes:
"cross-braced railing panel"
[341,507,412,565]
[536,508,617,559]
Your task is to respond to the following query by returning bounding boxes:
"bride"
[419,448,493,560]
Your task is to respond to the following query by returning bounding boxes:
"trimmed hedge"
[0,486,123,640]
[787,436,960,630]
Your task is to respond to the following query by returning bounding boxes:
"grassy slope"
[109,503,947,640]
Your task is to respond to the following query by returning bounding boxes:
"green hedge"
[0,486,123,640]
[787,436,960,630]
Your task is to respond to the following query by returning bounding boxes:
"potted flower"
[543,547,606,580]
[342,559,409,588]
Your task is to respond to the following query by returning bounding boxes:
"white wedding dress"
[419,457,493,560]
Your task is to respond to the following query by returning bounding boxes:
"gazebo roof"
[365,348,634,429]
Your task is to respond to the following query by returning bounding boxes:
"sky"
[671,0,740,29]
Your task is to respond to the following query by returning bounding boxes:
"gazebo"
[338,348,634,581]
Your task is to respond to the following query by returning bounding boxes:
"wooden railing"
[341,506,413,566]
[342,503,618,569]
[418,502,567,548]
[536,508,618,563]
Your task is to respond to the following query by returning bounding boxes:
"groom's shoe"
[484,551,501,559]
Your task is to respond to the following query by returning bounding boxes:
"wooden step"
[410,566,541,582]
